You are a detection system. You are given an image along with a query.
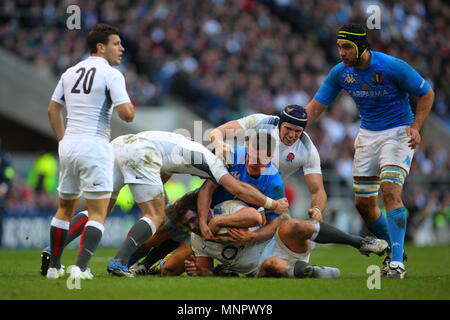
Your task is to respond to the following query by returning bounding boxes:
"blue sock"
[386,207,407,263]
[368,213,391,248]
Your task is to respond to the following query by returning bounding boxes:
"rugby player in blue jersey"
[305,24,435,278]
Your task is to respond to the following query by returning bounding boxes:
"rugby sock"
[140,239,180,269]
[65,210,89,247]
[127,249,150,268]
[115,217,156,265]
[49,218,70,269]
[368,212,391,248]
[386,207,407,263]
[312,222,363,249]
[76,221,104,271]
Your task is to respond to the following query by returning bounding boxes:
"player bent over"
[45,24,134,280]
[305,24,434,278]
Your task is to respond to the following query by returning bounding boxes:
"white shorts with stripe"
[352,126,414,177]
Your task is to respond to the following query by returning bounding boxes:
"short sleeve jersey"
[237,114,322,179]
[314,51,431,131]
[51,56,131,140]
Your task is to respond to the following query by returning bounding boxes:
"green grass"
[0,245,449,300]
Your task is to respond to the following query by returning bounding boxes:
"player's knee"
[281,219,313,240]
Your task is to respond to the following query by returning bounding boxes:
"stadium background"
[0,0,448,251]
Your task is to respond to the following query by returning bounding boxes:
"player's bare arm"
[305,99,327,125]
[47,101,65,142]
[407,88,435,149]
[218,174,289,213]
[208,206,264,235]
[197,180,219,240]
[116,102,135,122]
[209,120,243,156]
[227,216,281,243]
[304,173,327,222]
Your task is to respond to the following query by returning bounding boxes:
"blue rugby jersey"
[211,146,285,221]
[314,51,430,131]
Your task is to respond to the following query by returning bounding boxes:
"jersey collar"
[89,55,109,65]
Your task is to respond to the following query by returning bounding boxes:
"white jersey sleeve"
[107,70,131,107]
[51,74,65,105]
[301,135,322,175]
[237,113,274,130]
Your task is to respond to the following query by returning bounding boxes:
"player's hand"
[199,222,217,241]
[214,141,234,164]
[273,197,289,213]
[308,207,323,222]
[406,126,421,149]
[184,255,200,276]
[227,227,254,243]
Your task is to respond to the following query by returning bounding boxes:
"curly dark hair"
[165,190,199,230]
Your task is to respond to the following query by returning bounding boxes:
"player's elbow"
[121,109,134,122]
[249,209,264,226]
[117,103,135,122]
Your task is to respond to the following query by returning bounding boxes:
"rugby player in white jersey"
[106,131,289,277]
[46,24,134,280]
[184,199,387,278]
[209,104,326,222]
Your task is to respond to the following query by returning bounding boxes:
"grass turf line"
[0,245,449,300]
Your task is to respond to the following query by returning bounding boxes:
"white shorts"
[111,135,165,202]
[256,231,312,276]
[352,126,414,177]
[58,135,113,196]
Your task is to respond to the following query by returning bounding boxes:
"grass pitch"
[0,245,449,300]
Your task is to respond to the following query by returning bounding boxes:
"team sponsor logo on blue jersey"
[348,89,389,98]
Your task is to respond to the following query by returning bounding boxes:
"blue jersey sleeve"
[314,64,343,106]
[263,173,286,221]
[389,57,431,96]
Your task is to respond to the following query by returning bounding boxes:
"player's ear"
[96,42,105,54]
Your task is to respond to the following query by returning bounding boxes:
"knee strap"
[380,168,406,186]
[353,181,380,198]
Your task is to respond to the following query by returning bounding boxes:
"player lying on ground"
[305,23,435,278]
[41,130,289,278]
[129,194,388,278]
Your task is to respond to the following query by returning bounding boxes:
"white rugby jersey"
[237,114,322,178]
[191,232,270,277]
[116,131,229,181]
[51,56,130,140]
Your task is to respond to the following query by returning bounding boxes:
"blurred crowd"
[0,0,448,121]
[0,0,448,242]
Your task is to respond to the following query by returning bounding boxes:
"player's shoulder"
[329,61,347,75]
[293,132,317,152]
[372,51,407,70]
[240,113,280,128]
